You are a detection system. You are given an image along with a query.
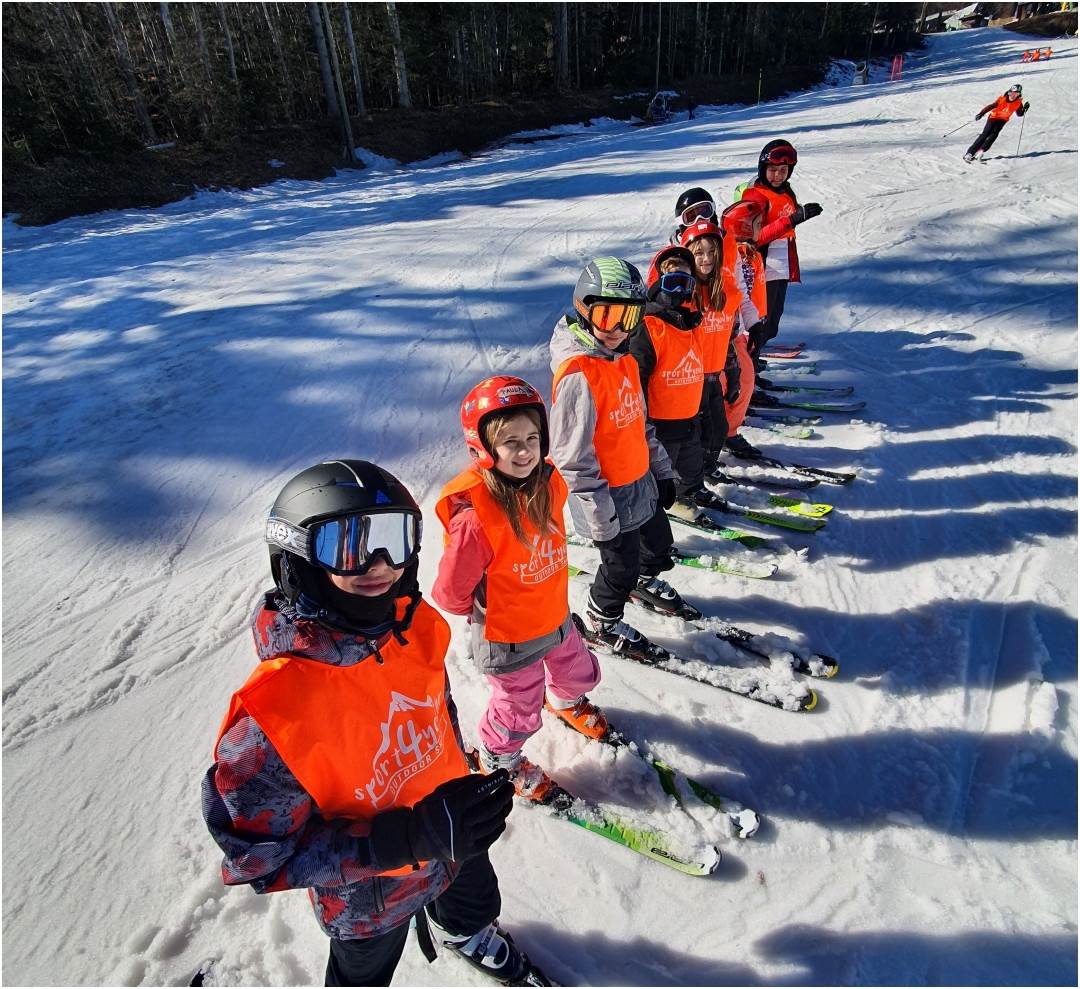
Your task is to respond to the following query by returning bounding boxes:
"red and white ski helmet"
[721,199,766,241]
[460,375,549,469]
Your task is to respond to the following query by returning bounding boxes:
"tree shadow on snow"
[756,924,1078,987]
[511,920,768,987]
[614,710,1077,842]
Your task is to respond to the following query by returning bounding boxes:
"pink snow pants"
[478,625,601,756]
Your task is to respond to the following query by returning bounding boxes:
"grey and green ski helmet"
[573,257,646,311]
[1008,82,1022,95]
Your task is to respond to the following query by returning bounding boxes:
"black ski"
[747,410,824,426]
[759,379,855,397]
[709,466,821,492]
[572,614,817,712]
[751,390,866,414]
[724,449,857,484]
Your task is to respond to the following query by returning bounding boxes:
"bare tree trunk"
[918,1,929,33]
[308,2,340,117]
[159,1,175,42]
[695,1,706,75]
[218,3,239,88]
[320,2,355,158]
[385,1,411,108]
[342,2,366,116]
[453,26,465,103]
[101,1,158,143]
[820,1,830,39]
[261,1,294,119]
[654,2,662,91]
[553,2,569,91]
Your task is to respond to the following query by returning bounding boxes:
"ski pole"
[942,120,973,139]
[1015,111,1027,156]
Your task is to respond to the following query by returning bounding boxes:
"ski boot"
[725,434,763,460]
[687,485,727,511]
[427,915,557,986]
[479,746,559,804]
[544,694,609,740]
[963,152,975,163]
[631,575,702,621]
[576,607,669,663]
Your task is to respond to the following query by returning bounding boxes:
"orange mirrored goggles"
[588,301,644,334]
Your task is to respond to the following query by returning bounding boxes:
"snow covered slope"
[3,27,1076,987]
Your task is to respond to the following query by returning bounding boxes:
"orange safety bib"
[552,353,651,487]
[750,184,796,240]
[216,599,467,875]
[436,466,570,642]
[642,315,705,419]
[989,95,1023,121]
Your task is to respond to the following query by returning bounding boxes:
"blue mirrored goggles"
[657,270,696,296]
[266,510,422,575]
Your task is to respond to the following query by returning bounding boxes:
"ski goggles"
[266,510,422,575]
[680,201,715,225]
[657,270,696,295]
[762,146,797,165]
[587,301,644,334]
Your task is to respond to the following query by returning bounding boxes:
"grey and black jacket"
[548,314,675,542]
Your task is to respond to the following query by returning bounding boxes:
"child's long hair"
[691,236,726,313]
[480,408,555,546]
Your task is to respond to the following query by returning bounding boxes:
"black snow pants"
[967,117,1006,156]
[749,279,789,357]
[588,503,674,619]
[325,852,501,987]
[697,374,730,461]
[653,417,705,498]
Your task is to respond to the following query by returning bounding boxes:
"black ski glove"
[657,477,678,510]
[790,203,823,227]
[975,112,984,120]
[1023,101,1030,111]
[723,369,742,405]
[368,770,514,870]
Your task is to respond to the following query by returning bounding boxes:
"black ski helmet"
[757,139,798,183]
[265,460,422,612]
[675,187,715,217]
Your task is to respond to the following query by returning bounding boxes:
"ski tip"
[800,689,819,712]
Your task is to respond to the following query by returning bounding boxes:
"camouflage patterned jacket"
[201,592,466,940]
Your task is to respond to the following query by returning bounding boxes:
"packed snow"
[3,26,1076,987]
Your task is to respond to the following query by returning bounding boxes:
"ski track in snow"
[3,28,1077,988]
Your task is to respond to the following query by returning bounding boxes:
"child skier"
[738,139,823,358]
[548,257,694,658]
[202,460,551,987]
[965,84,1029,162]
[679,219,742,463]
[669,186,716,245]
[628,246,707,502]
[718,199,770,455]
[433,376,607,802]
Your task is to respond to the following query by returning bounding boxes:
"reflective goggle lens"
[658,271,696,295]
[765,148,797,165]
[589,302,644,333]
[681,201,715,225]
[310,511,420,573]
